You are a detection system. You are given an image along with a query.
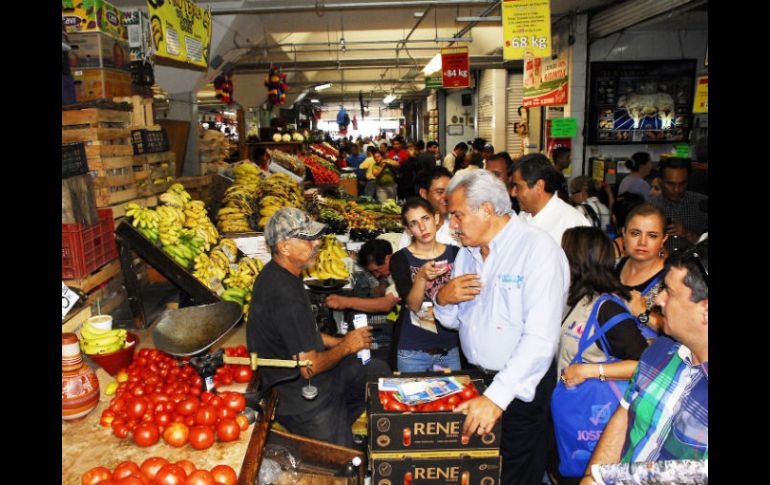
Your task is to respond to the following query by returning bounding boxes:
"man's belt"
[475,365,499,377]
[422,348,450,356]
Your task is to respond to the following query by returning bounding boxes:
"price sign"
[502,0,552,60]
[550,118,578,138]
[441,47,470,88]
[62,282,79,320]
[693,75,708,113]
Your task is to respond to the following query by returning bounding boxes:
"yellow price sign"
[693,75,708,113]
[147,0,212,70]
[502,0,552,60]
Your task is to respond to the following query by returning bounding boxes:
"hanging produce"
[213,73,234,104]
[264,65,288,105]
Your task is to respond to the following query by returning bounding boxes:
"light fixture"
[383,94,396,104]
[314,83,332,91]
[340,37,346,52]
[422,53,442,75]
[295,90,309,103]
[455,16,502,22]
[310,99,320,103]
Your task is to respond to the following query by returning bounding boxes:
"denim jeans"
[397,347,462,373]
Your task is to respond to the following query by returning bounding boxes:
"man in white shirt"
[434,170,569,485]
[443,142,468,173]
[511,153,591,245]
[569,175,611,231]
[398,166,459,249]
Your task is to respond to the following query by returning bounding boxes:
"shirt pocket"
[492,280,523,330]
[671,404,708,450]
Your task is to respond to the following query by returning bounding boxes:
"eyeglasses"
[679,246,708,287]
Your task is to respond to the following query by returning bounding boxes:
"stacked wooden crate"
[62,107,137,212]
[199,128,232,175]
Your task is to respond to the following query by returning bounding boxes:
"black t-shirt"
[614,257,665,294]
[594,299,648,360]
[390,245,460,351]
[246,260,332,416]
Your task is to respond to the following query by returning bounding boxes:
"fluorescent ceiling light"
[314,83,332,91]
[295,90,308,103]
[383,95,396,104]
[455,16,502,22]
[310,99,320,103]
[422,53,442,75]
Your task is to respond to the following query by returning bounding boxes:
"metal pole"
[212,0,496,15]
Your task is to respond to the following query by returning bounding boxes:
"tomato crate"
[62,208,118,279]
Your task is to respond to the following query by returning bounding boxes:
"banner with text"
[502,0,551,60]
[147,0,212,69]
[523,57,568,107]
[693,75,708,113]
[441,47,470,88]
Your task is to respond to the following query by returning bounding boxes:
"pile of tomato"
[100,348,249,450]
[213,346,253,387]
[302,155,340,185]
[378,383,480,412]
[82,456,237,485]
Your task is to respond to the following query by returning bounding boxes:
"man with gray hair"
[247,207,383,447]
[434,170,570,485]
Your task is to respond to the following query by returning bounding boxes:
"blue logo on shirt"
[499,274,525,288]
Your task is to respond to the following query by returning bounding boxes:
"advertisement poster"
[693,75,708,113]
[523,57,568,107]
[441,47,470,88]
[502,0,551,60]
[587,60,696,145]
[147,0,212,69]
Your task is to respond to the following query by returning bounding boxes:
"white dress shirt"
[434,216,570,410]
[397,217,460,250]
[443,152,457,173]
[519,193,591,245]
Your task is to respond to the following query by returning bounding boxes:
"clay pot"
[62,332,100,421]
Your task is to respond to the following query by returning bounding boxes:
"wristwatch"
[637,309,651,325]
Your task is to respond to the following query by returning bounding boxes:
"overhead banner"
[147,0,212,70]
[502,0,552,60]
[523,57,568,107]
[441,47,470,88]
[693,75,708,113]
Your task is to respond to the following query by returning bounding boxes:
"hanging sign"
[550,118,578,138]
[502,0,552,60]
[675,144,690,158]
[425,73,443,89]
[147,0,212,70]
[62,282,80,320]
[523,57,568,107]
[441,47,470,88]
[693,75,708,113]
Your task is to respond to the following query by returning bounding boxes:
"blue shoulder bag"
[551,294,634,477]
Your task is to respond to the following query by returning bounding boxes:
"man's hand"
[453,395,503,437]
[665,220,688,238]
[341,325,373,355]
[436,274,482,306]
[325,294,348,309]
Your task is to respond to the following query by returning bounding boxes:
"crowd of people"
[247,135,708,485]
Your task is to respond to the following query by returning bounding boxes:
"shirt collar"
[531,193,559,221]
[678,344,709,376]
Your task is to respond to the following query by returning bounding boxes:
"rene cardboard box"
[62,0,127,41]
[67,32,129,70]
[370,454,501,485]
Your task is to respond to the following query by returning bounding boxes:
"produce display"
[304,234,350,280]
[317,208,349,235]
[301,154,340,185]
[99,349,250,452]
[214,346,254,388]
[216,163,262,234]
[253,173,304,229]
[80,319,129,355]
[308,143,339,164]
[378,382,480,412]
[81,457,237,484]
[268,149,305,177]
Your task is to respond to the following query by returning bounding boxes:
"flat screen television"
[587,59,697,145]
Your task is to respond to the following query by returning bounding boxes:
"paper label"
[62,282,79,320]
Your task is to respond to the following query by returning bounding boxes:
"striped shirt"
[620,336,708,462]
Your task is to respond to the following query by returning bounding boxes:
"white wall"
[444,89,476,152]
[585,28,708,163]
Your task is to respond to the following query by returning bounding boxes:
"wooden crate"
[134,151,175,196]
[64,259,122,294]
[112,95,154,127]
[61,127,131,145]
[62,108,131,128]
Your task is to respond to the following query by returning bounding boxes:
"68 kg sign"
[508,36,548,50]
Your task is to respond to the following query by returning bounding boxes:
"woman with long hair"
[389,198,462,372]
[615,204,669,339]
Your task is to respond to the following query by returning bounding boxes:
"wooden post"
[237,108,247,160]
[116,235,147,328]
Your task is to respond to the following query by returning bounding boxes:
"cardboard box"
[72,67,132,102]
[366,378,501,456]
[122,8,152,62]
[67,32,129,70]
[370,455,502,485]
[62,0,127,40]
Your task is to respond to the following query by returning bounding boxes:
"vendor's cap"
[482,143,495,152]
[265,208,326,247]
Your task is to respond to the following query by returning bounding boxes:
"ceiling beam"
[212,1,496,16]
[234,55,505,72]
[589,0,702,40]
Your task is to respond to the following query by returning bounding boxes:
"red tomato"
[155,412,172,427]
[112,422,130,439]
[110,397,127,413]
[210,465,237,485]
[173,415,185,423]
[82,466,113,484]
[235,414,249,431]
[141,412,154,423]
[131,385,146,397]
[114,475,146,485]
[216,418,240,442]
[140,457,168,481]
[233,367,252,383]
[162,422,190,448]
[218,374,233,386]
[149,392,170,405]
[189,387,201,397]
[235,345,247,356]
[155,464,187,485]
[216,406,236,420]
[112,462,141,481]
[164,402,176,413]
[133,423,160,447]
[174,460,196,476]
[222,393,246,413]
[126,397,148,420]
[209,396,224,409]
[184,470,215,485]
[126,419,138,431]
[195,405,217,426]
[188,426,215,450]
[100,410,116,427]
[200,392,215,404]
[185,415,197,427]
